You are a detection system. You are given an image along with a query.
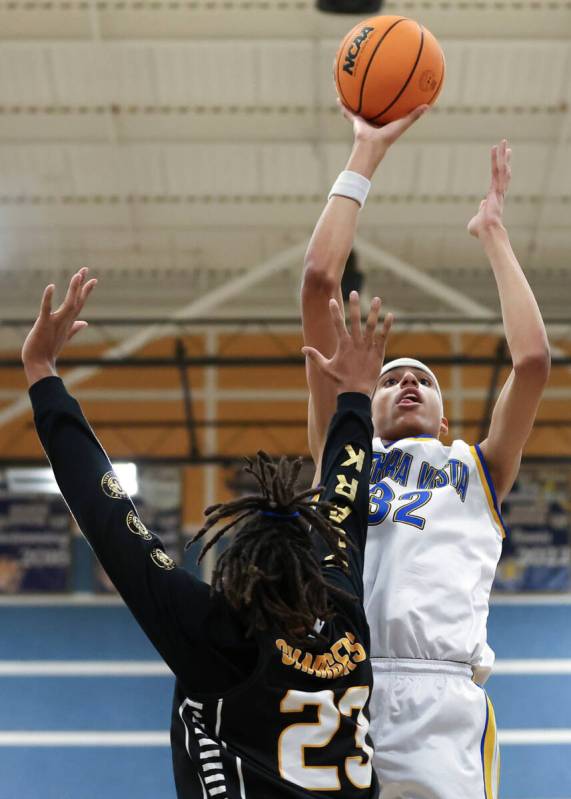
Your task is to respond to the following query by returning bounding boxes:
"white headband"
[380,357,443,413]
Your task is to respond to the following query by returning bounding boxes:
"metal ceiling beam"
[354,238,494,317]
[0,317,569,336]
[354,237,571,381]
[1,354,571,368]
[2,385,571,402]
[0,240,306,430]
[529,49,571,269]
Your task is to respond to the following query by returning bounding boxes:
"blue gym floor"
[1,598,570,799]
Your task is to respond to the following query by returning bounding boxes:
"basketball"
[334,15,445,125]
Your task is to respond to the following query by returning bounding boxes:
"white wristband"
[328,170,371,208]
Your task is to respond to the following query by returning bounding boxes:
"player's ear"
[440,416,449,436]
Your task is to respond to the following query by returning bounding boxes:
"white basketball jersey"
[363,436,505,684]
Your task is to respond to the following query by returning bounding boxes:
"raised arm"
[469,141,551,503]
[303,291,392,598]
[301,103,428,464]
[22,270,212,678]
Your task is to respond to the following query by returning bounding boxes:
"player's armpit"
[479,359,550,503]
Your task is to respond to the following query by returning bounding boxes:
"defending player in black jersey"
[23,268,393,799]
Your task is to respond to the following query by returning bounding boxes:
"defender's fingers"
[364,297,382,344]
[301,346,333,376]
[348,291,362,341]
[39,284,55,320]
[77,278,97,310]
[376,313,394,349]
[328,298,350,339]
[67,321,88,342]
[491,145,500,183]
[59,270,83,314]
[73,268,89,308]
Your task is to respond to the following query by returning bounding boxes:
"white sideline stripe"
[0,731,170,746]
[0,661,171,676]
[0,594,124,606]
[3,659,571,677]
[490,594,571,606]
[493,660,571,675]
[500,729,571,745]
[2,592,571,607]
[1,729,571,748]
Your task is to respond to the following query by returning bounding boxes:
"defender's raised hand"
[302,291,393,396]
[22,267,97,385]
[468,139,512,238]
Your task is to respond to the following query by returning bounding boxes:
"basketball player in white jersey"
[300,104,551,799]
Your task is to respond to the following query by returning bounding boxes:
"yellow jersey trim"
[470,445,507,540]
[482,694,500,799]
[382,435,437,449]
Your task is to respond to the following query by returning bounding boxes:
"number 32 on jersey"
[369,483,432,529]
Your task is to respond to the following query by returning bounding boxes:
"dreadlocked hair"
[186,451,355,646]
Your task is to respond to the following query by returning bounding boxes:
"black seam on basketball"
[356,17,408,117]
[370,23,425,124]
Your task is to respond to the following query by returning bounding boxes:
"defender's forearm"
[482,225,550,371]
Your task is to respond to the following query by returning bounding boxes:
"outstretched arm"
[22,270,213,679]
[303,292,392,598]
[301,103,428,464]
[469,141,550,503]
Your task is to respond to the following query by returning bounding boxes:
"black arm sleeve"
[30,376,235,681]
[316,392,373,602]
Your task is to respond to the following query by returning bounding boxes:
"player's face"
[371,367,448,441]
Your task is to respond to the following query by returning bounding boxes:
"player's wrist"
[478,223,510,254]
[23,360,57,388]
[478,221,508,242]
[346,140,387,180]
[336,381,374,396]
[328,170,371,208]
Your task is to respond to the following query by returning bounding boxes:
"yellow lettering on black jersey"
[335,475,358,502]
[341,445,365,473]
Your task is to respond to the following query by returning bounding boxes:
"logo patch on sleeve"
[150,548,175,571]
[101,471,128,499]
[126,510,153,540]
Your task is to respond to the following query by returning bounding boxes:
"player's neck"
[380,433,437,446]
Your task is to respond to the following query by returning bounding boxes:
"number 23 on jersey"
[278,687,373,790]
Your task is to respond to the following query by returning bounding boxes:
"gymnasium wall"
[0,325,569,594]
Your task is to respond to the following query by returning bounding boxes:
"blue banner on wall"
[0,478,71,593]
[494,466,571,592]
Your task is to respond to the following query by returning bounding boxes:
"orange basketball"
[334,15,445,125]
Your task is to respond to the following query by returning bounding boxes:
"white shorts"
[369,658,500,799]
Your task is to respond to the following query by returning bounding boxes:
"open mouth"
[397,390,422,408]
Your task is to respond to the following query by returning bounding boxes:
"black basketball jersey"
[31,380,377,799]
[171,613,375,799]
[169,392,378,798]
